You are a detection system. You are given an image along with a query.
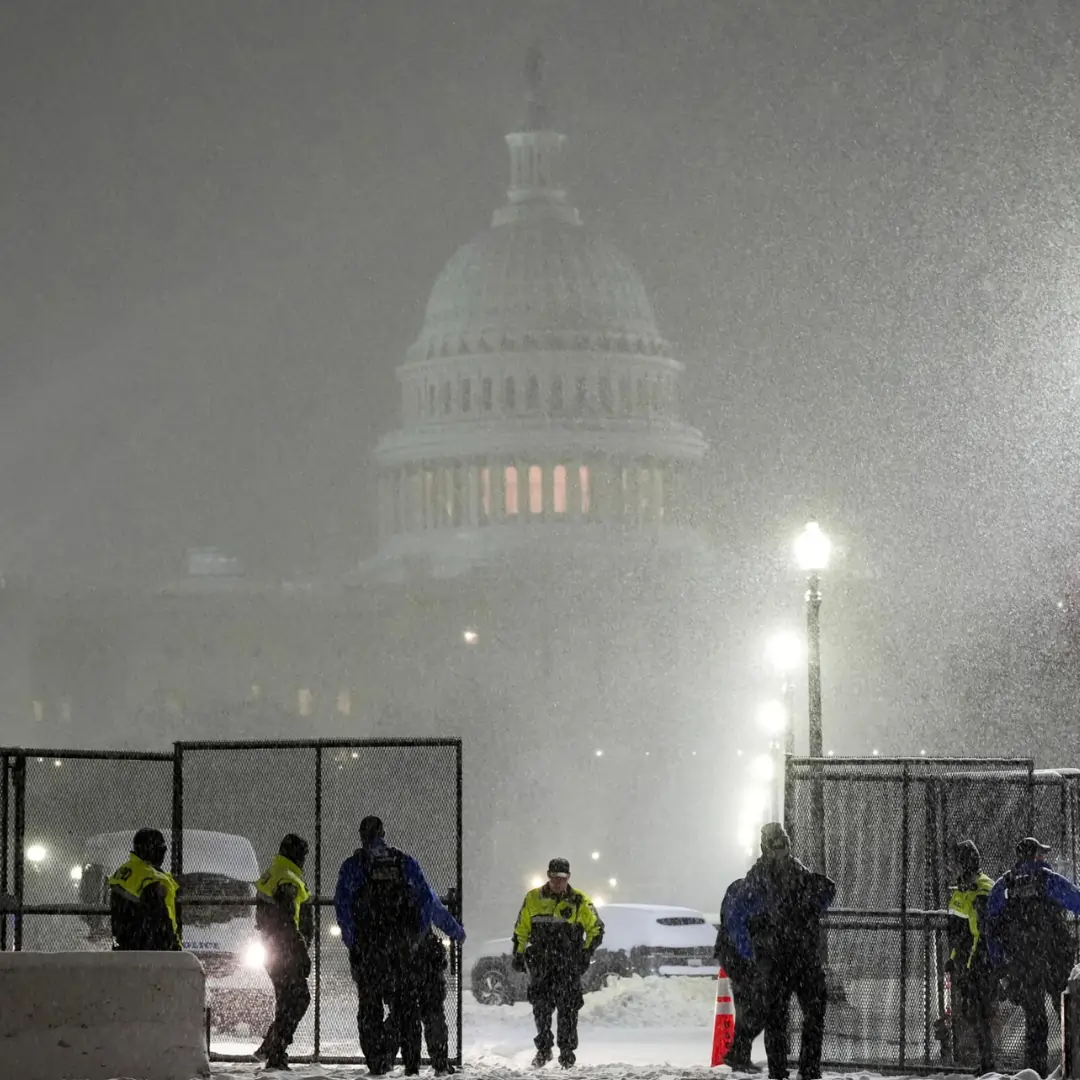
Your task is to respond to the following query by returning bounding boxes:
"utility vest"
[108,854,180,936]
[256,854,310,928]
[947,872,994,969]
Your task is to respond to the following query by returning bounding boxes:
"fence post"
[455,738,464,1068]
[12,754,25,951]
[314,745,322,1062]
[1,753,8,952]
[1027,761,1036,839]
[899,762,910,1073]
[171,743,184,937]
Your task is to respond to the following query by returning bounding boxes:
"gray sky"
[2,0,1079,748]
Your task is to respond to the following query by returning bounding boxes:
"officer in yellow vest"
[108,828,181,951]
[512,857,604,1069]
[254,834,314,1071]
[945,839,997,1075]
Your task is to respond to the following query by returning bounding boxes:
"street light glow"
[70,865,83,882]
[591,851,600,861]
[755,700,788,737]
[765,630,804,674]
[462,628,479,645]
[794,521,832,572]
[748,754,775,784]
[26,844,48,864]
[608,877,617,887]
[530,875,545,889]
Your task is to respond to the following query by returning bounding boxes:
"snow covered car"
[471,903,719,1006]
[78,829,274,1033]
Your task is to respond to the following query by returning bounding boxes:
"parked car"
[471,902,719,1006]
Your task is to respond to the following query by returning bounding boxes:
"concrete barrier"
[0,950,211,1080]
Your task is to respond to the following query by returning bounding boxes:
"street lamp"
[793,522,831,758]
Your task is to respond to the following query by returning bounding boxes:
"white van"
[80,829,274,1032]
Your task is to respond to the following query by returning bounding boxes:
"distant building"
[2,56,747,936]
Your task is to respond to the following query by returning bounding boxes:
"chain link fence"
[784,757,1080,1074]
[1,740,462,1067]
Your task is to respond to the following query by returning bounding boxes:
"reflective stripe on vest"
[108,854,180,935]
[256,854,310,928]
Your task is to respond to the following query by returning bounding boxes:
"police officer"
[727,823,835,1080]
[408,925,458,1076]
[334,816,465,1077]
[512,857,604,1069]
[108,828,181,951]
[715,875,765,1072]
[944,839,996,1075]
[987,836,1080,1077]
[254,834,314,1071]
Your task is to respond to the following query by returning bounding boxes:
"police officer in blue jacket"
[334,816,465,1077]
[987,836,1080,1077]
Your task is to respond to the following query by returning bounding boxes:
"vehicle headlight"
[244,941,267,969]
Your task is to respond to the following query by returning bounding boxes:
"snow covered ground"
[206,976,1059,1080]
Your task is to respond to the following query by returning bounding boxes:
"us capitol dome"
[368,50,711,580]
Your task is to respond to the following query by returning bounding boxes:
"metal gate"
[784,757,1080,1075]
[1,739,463,1066]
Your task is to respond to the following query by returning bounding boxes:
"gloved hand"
[511,953,527,974]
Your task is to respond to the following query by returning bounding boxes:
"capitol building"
[1,57,740,935]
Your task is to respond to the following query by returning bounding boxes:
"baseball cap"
[547,857,571,877]
[1016,836,1051,859]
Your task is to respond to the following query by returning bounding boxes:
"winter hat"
[547,857,571,878]
[761,822,790,853]
[953,839,980,872]
[279,834,309,867]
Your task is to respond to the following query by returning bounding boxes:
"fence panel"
[176,739,463,1065]
[785,757,1076,1074]
[0,749,175,956]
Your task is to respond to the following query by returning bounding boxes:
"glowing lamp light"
[462,629,479,645]
[593,895,605,908]
[595,749,603,757]
[590,851,600,861]
[70,865,83,882]
[755,700,788,738]
[765,631,804,674]
[748,754,776,784]
[25,844,48,864]
[329,925,342,938]
[608,877,618,887]
[530,875,545,889]
[244,941,268,969]
[794,521,832,572]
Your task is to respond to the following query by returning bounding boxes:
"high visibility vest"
[256,854,310,928]
[108,854,180,938]
[947,872,993,968]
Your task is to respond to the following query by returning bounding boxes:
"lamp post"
[793,522,831,757]
[793,521,832,877]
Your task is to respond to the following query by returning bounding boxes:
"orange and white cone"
[710,966,736,1068]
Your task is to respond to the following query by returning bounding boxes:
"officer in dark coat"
[334,816,465,1077]
[727,823,836,1080]
[715,875,765,1072]
[408,928,456,1075]
[108,828,182,952]
[254,834,314,1071]
[987,836,1080,1077]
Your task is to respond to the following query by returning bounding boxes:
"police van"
[80,829,274,1032]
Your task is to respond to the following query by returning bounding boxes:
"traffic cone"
[710,966,736,1068]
